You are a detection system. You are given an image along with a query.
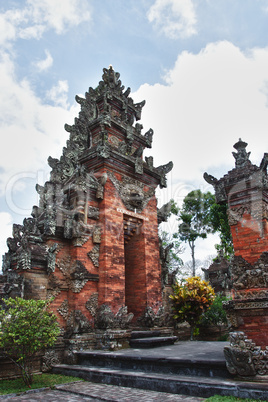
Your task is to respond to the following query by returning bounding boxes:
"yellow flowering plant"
[170,276,215,340]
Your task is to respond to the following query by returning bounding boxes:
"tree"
[208,202,234,258]
[170,277,215,340]
[0,297,60,387]
[171,191,215,276]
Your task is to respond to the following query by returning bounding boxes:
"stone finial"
[232,138,251,168]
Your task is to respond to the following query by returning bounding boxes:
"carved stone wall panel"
[58,299,69,320]
[85,292,99,317]
[87,245,100,267]
[88,206,100,220]
[92,226,102,244]
[108,172,155,213]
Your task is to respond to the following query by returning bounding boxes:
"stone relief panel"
[94,304,133,329]
[85,292,99,317]
[87,245,100,268]
[108,172,155,212]
[230,253,268,292]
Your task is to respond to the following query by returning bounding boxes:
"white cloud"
[0,212,13,260]
[0,0,92,44]
[0,13,17,47]
[26,0,92,35]
[0,53,79,199]
[147,0,197,39]
[46,80,69,108]
[133,41,268,194]
[34,49,53,71]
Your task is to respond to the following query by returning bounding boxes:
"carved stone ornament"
[108,172,155,213]
[65,310,92,336]
[232,138,251,168]
[156,161,173,188]
[47,243,58,274]
[159,236,174,288]
[42,349,60,372]
[88,206,100,220]
[94,304,133,329]
[92,225,102,244]
[87,244,100,267]
[70,260,98,293]
[137,305,172,328]
[85,292,99,317]
[203,172,227,203]
[157,201,172,225]
[58,299,69,320]
[56,256,72,277]
[228,205,251,226]
[230,253,268,291]
[224,331,268,379]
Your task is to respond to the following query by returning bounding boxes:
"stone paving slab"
[78,341,228,363]
[1,381,205,401]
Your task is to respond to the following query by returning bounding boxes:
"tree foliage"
[171,191,215,275]
[208,202,234,258]
[171,191,233,273]
[170,276,215,339]
[0,297,60,387]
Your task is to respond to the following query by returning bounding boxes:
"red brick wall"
[230,212,268,264]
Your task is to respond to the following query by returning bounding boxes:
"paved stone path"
[1,381,205,401]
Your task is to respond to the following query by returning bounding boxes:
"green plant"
[0,297,60,388]
[0,374,83,395]
[170,276,215,340]
[200,294,229,327]
[205,396,262,402]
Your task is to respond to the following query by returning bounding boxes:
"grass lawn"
[205,396,263,402]
[0,373,83,395]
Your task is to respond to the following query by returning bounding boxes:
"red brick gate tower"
[204,139,268,380]
[1,67,173,353]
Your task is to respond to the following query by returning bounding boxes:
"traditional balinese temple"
[0,66,174,363]
[204,139,268,380]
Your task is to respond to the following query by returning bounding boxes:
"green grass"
[0,373,83,395]
[205,396,263,402]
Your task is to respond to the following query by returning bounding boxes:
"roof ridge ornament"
[232,138,251,168]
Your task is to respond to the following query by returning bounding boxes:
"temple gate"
[1,66,173,359]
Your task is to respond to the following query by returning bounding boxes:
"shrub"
[0,297,60,387]
[170,276,215,340]
[200,294,229,327]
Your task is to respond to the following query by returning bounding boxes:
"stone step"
[74,349,229,378]
[52,364,268,400]
[130,330,162,339]
[129,335,178,348]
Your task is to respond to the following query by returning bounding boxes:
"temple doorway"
[123,215,146,319]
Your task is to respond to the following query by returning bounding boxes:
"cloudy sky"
[1,0,268,264]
